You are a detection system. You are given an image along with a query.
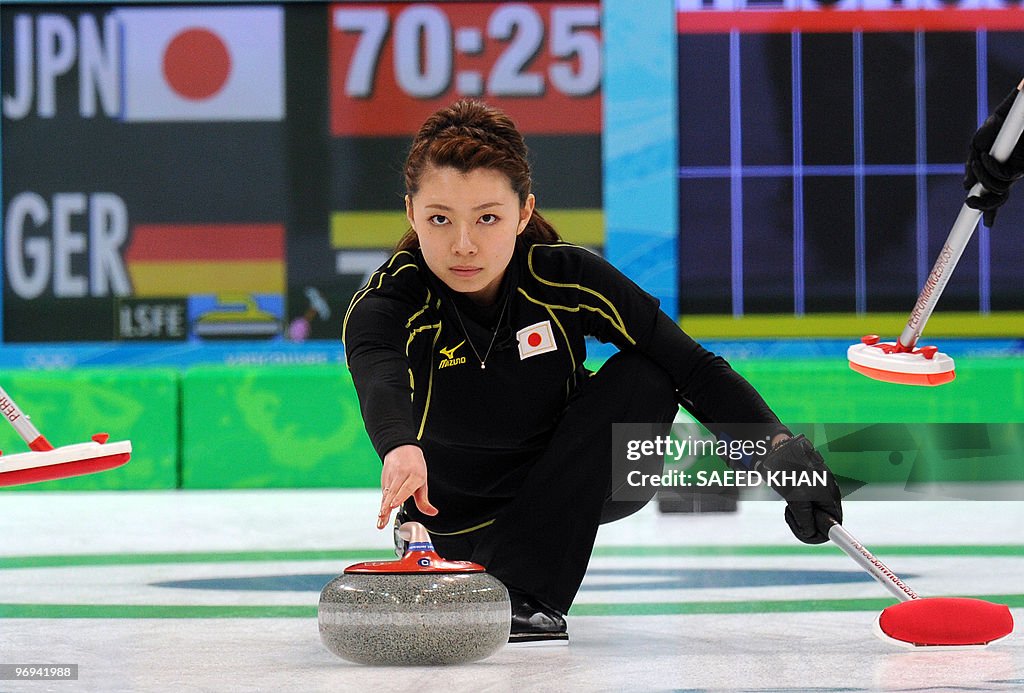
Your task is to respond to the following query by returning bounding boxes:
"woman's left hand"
[756,434,843,544]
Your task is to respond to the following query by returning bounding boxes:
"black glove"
[755,435,843,545]
[964,88,1024,228]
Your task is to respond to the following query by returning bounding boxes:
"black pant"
[428,351,679,613]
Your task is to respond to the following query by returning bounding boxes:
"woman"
[342,100,842,644]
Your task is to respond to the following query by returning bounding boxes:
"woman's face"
[407,166,534,305]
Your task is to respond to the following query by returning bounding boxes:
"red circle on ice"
[162,28,231,100]
[527,332,542,347]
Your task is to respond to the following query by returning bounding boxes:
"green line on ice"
[1,544,1021,570]
[2,595,1022,619]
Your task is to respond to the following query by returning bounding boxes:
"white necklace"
[450,291,511,370]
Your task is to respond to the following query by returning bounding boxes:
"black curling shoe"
[507,589,569,645]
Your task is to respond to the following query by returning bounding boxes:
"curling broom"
[829,520,1013,648]
[0,385,132,487]
[847,80,1024,386]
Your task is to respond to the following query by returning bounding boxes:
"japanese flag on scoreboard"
[114,6,284,122]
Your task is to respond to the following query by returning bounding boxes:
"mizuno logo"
[438,340,467,369]
[439,341,465,360]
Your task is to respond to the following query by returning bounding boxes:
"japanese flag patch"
[516,321,558,360]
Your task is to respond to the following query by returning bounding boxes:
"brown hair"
[396,99,560,252]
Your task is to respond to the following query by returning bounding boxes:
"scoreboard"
[0,2,602,344]
[675,0,1024,316]
[329,3,601,135]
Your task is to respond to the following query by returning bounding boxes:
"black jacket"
[343,240,786,530]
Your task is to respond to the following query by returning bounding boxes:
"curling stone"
[318,521,510,666]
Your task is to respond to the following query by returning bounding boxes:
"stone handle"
[398,521,431,546]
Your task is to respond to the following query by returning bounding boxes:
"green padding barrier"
[732,358,1024,422]
[0,369,179,491]
[3,356,1021,490]
[180,366,377,489]
[682,358,1024,487]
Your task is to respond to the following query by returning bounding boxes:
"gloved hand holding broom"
[964,84,1024,227]
[755,435,844,545]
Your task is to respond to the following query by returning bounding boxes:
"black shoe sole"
[508,631,569,645]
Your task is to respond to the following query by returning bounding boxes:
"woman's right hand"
[377,444,439,529]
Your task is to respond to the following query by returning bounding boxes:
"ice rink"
[1,490,1021,692]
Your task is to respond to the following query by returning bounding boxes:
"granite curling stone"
[318,521,511,665]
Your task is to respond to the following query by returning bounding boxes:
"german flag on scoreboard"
[124,223,285,297]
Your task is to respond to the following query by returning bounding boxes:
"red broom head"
[878,597,1014,647]
[0,453,131,487]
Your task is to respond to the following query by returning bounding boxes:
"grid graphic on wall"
[676,3,1024,316]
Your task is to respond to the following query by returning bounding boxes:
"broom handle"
[828,521,918,603]
[0,386,54,451]
[898,80,1024,351]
